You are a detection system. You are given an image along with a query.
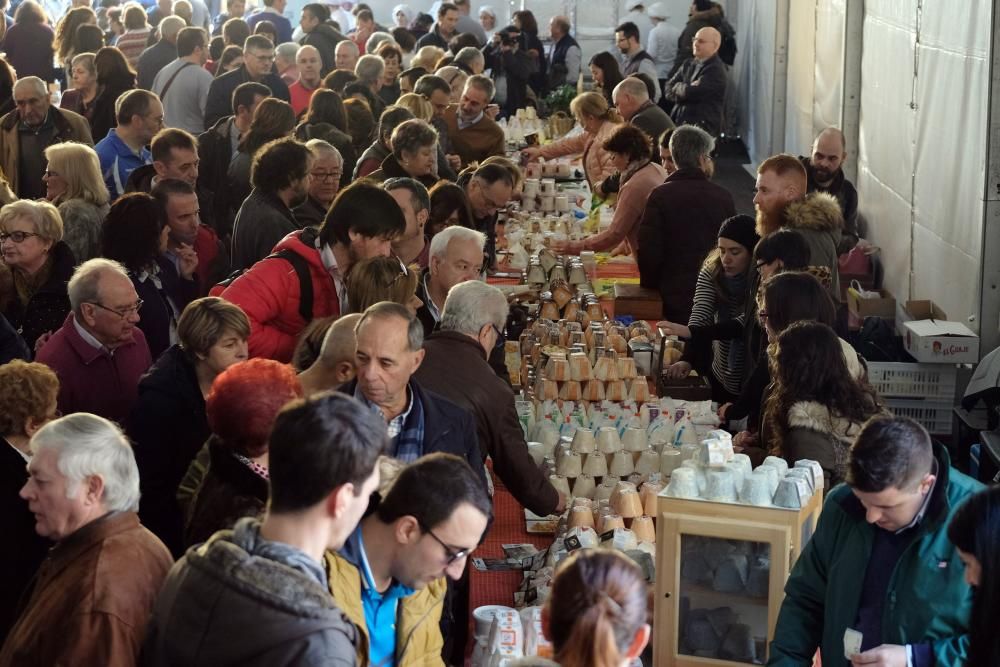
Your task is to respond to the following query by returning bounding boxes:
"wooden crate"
[612,283,662,321]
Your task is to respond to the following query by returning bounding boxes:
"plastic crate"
[884,398,954,435]
[867,362,957,401]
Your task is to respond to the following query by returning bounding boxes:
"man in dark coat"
[800,127,860,253]
[342,302,486,488]
[664,26,727,136]
[136,16,182,90]
[203,35,290,128]
[298,3,346,76]
[637,124,735,322]
[415,281,563,517]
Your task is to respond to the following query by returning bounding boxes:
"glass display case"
[653,493,822,665]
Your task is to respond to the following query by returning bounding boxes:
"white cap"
[626,0,644,11]
[647,2,669,19]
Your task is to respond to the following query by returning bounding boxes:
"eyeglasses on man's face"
[86,299,144,320]
[418,520,470,566]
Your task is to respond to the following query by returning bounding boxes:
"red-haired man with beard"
[753,153,844,299]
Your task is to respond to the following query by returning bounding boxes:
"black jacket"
[197,116,238,237]
[0,314,29,364]
[665,54,727,136]
[130,255,200,361]
[129,344,209,557]
[415,332,559,515]
[90,73,136,142]
[184,436,269,548]
[0,439,50,644]
[300,22,346,76]
[630,101,675,159]
[416,25,449,49]
[483,45,535,117]
[204,66,290,129]
[136,38,178,90]
[340,378,487,488]
[230,189,302,271]
[0,240,75,353]
[637,168,736,322]
[292,196,328,228]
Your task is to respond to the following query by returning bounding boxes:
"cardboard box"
[896,300,948,336]
[847,288,896,321]
[900,299,980,363]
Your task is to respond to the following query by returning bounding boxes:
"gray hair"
[365,31,394,54]
[614,76,648,102]
[13,76,47,100]
[336,40,360,56]
[429,225,486,261]
[440,280,508,336]
[275,41,301,65]
[305,138,343,165]
[454,46,484,70]
[465,74,495,101]
[30,413,141,512]
[355,301,424,351]
[159,15,185,41]
[669,124,715,170]
[355,54,385,85]
[68,258,130,316]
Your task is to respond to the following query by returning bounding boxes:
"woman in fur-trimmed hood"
[763,320,886,490]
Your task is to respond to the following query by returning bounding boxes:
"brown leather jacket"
[414,331,559,516]
[0,511,172,667]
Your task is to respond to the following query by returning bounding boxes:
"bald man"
[613,77,673,160]
[298,313,363,395]
[289,44,322,115]
[800,127,860,252]
[664,26,727,136]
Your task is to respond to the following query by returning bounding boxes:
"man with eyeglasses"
[415,280,565,519]
[414,225,486,337]
[35,259,153,424]
[458,162,513,270]
[203,34,291,128]
[0,76,93,200]
[326,452,491,667]
[293,139,343,227]
[94,89,163,200]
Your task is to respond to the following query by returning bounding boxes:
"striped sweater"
[687,266,746,395]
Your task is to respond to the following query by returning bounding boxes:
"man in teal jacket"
[768,416,982,667]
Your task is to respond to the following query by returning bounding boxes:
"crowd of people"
[0,0,996,666]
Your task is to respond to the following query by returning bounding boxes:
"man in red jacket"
[35,259,152,424]
[221,181,406,362]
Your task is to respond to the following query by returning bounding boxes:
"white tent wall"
[729,0,992,346]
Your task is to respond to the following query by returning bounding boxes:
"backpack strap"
[272,248,314,324]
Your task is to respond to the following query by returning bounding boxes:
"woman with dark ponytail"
[512,549,649,667]
[948,487,1000,666]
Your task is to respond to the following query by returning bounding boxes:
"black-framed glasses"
[86,299,144,319]
[0,231,40,243]
[418,520,471,565]
[311,170,341,182]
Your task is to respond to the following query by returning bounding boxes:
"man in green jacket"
[768,416,982,667]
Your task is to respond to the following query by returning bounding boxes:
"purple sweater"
[1,22,54,82]
[36,314,152,425]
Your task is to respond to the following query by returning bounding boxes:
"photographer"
[483,25,536,118]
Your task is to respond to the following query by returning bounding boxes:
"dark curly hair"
[602,124,652,164]
[764,321,882,460]
[100,193,166,273]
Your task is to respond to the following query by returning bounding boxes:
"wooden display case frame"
[653,492,823,666]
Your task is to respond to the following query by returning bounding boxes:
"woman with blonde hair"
[53,6,97,70]
[395,92,433,121]
[346,256,421,315]
[411,45,445,72]
[0,200,74,352]
[511,549,650,667]
[43,142,110,263]
[522,91,622,193]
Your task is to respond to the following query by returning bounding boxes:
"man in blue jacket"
[768,416,982,666]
